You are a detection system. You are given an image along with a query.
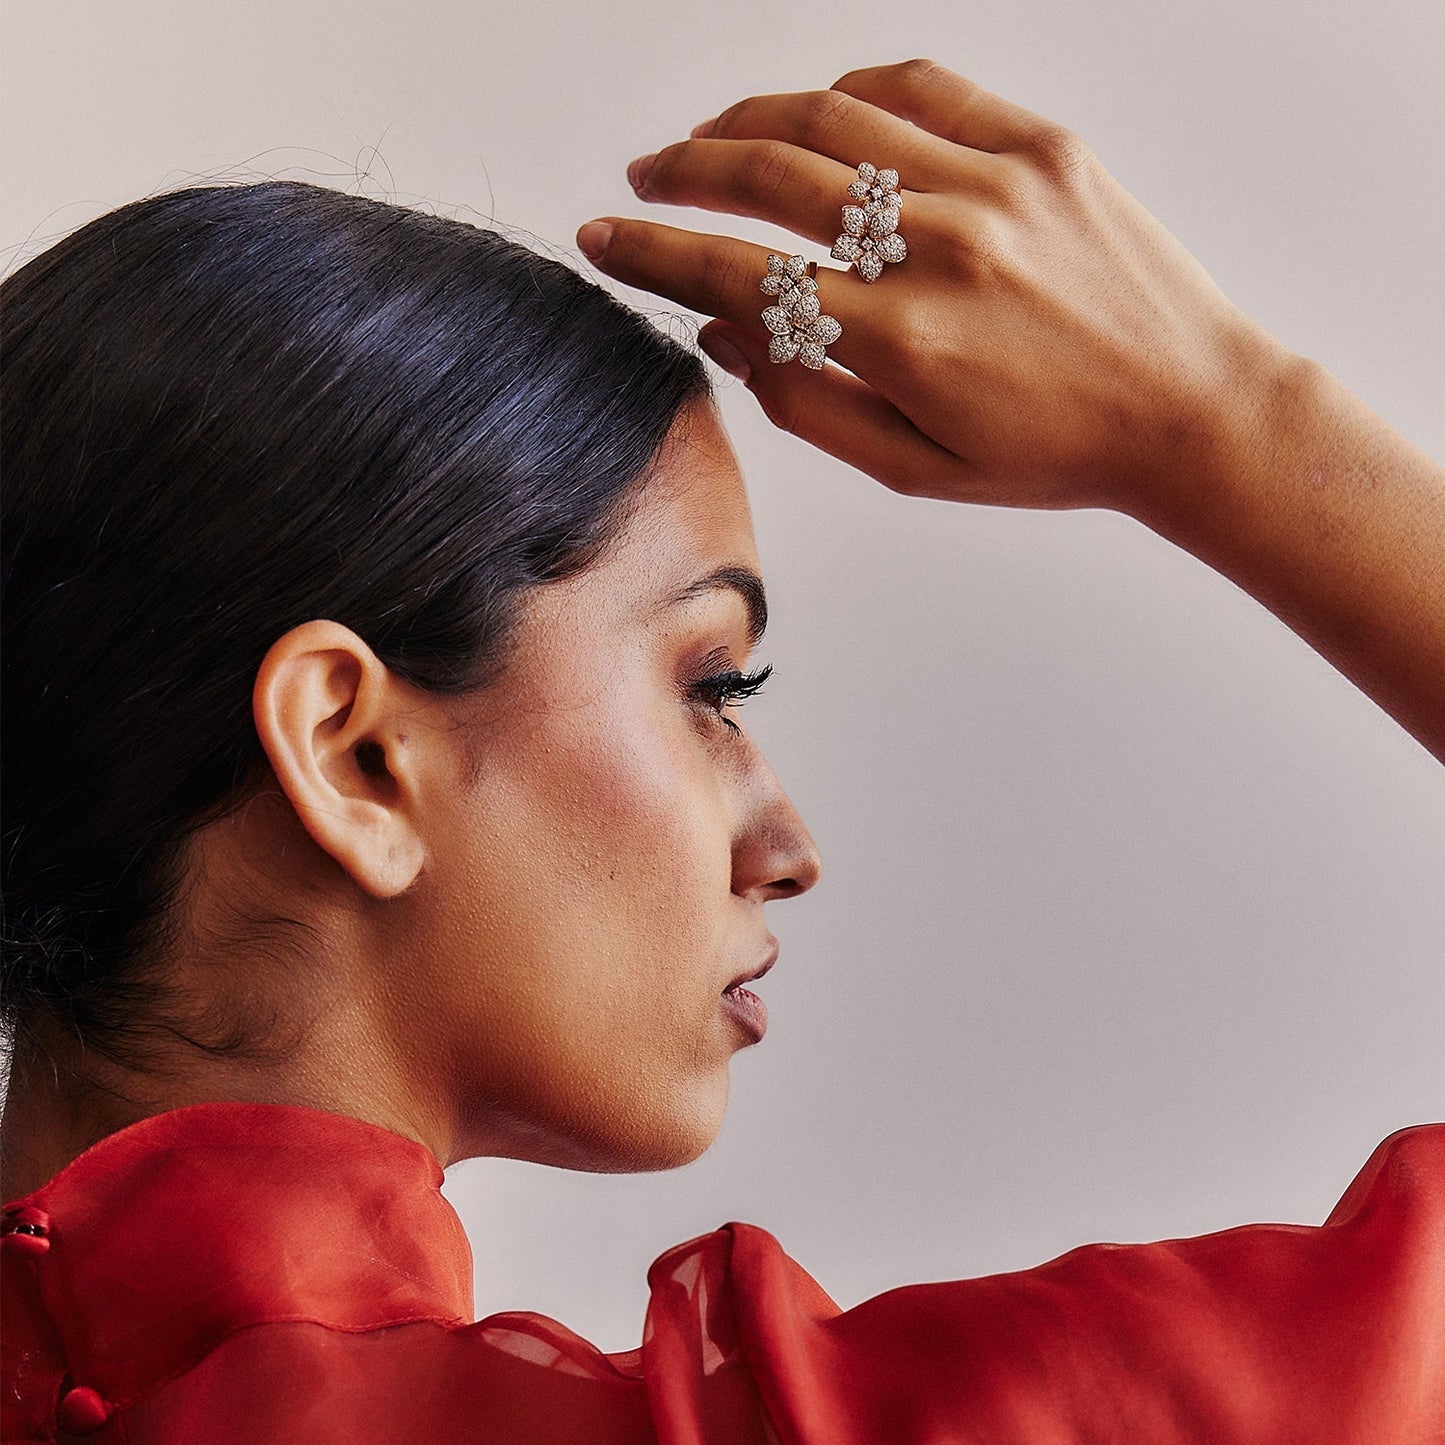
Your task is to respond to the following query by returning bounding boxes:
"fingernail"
[576,221,613,262]
[699,330,750,382]
[690,116,717,139]
[627,153,657,193]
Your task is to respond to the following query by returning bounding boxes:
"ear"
[251,620,428,899]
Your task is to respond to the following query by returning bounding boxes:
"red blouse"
[2,1103,1442,1442]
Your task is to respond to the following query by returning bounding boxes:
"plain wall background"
[3,0,1442,1355]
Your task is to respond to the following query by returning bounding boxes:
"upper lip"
[724,939,779,994]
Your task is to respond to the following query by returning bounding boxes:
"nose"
[733,760,822,903]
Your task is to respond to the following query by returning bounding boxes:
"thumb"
[696,321,960,499]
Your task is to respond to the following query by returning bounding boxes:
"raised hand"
[577,58,1294,520]
[578,59,1445,762]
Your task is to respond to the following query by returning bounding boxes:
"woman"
[2,58,1441,1442]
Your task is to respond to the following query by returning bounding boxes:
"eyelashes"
[689,662,774,735]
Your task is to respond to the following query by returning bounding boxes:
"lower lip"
[721,986,768,1042]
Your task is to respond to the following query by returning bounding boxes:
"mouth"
[723,938,779,997]
[721,939,778,1043]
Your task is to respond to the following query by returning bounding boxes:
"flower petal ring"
[759,254,842,369]
[830,163,907,283]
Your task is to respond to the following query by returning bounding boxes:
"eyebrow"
[665,565,768,648]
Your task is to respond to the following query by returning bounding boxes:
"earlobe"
[251,620,427,899]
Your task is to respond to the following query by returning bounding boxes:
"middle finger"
[689,88,988,193]
[632,138,872,250]
[627,77,999,283]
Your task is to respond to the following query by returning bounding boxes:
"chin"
[521,1077,730,1175]
[608,1123,722,1174]
[598,1105,730,1175]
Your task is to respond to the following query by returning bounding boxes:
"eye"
[688,662,773,735]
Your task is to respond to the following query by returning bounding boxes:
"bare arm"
[576,59,1445,761]
[1139,351,1445,762]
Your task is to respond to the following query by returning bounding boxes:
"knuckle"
[1026,122,1091,179]
[897,57,969,100]
[710,95,758,139]
[747,140,797,202]
[699,247,757,309]
[646,139,689,192]
[796,88,854,144]
[834,56,958,98]
[941,213,1009,276]
[896,56,947,87]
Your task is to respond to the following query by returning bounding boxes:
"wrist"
[1109,325,1445,761]
[1122,320,1315,545]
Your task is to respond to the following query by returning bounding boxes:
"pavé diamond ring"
[760,254,842,369]
[830,163,907,283]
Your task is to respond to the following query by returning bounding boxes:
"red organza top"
[2,1103,1441,1442]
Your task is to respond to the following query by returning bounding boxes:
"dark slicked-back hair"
[1,180,709,1064]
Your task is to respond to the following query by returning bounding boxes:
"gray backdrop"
[4,0,1441,1354]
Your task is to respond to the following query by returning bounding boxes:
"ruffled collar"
[2,1102,475,1402]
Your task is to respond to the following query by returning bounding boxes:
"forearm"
[1137,341,1445,763]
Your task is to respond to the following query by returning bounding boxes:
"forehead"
[515,398,763,649]
[575,398,761,617]
[623,398,758,575]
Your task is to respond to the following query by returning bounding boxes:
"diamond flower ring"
[760,254,842,369]
[830,163,907,283]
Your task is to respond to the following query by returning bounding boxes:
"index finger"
[577,218,864,368]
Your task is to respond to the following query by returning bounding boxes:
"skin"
[0,399,821,1197]
[577,59,1445,763]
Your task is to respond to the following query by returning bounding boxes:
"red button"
[1,1206,51,1256]
[56,1386,112,1435]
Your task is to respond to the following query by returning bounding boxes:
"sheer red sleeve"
[4,1105,1441,1442]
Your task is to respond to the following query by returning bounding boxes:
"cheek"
[434,690,736,1068]
[422,691,741,1168]
[546,705,734,990]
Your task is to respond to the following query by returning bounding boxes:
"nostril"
[769,865,821,901]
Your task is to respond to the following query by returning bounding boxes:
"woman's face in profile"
[415,398,821,1173]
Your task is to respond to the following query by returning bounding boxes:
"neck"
[0,1008,451,1200]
